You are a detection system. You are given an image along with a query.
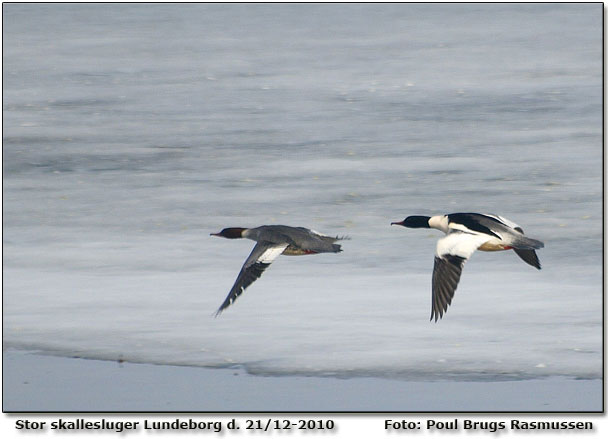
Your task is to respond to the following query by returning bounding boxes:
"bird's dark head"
[210,227,246,239]
[391,216,431,229]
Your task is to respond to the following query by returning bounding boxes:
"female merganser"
[211,225,346,315]
[391,213,544,322]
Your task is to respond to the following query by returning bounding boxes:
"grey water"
[2,3,602,382]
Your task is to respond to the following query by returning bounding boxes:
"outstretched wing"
[513,248,541,269]
[431,232,490,322]
[511,225,542,269]
[215,242,288,316]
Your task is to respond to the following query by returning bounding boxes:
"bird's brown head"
[210,227,246,239]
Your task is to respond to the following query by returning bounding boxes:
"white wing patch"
[484,214,521,231]
[448,222,503,239]
[257,243,289,264]
[448,222,476,234]
[436,232,492,260]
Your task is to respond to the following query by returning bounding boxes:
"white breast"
[436,233,491,260]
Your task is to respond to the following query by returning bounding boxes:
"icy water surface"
[2,4,602,382]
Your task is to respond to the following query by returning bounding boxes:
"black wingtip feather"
[431,255,466,322]
[513,249,542,270]
[215,260,272,315]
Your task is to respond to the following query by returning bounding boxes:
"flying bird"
[391,213,544,321]
[211,225,346,315]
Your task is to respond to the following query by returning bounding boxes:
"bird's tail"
[323,234,350,243]
[319,235,349,252]
[512,236,544,250]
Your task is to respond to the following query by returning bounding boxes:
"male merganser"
[391,213,544,322]
[211,225,346,315]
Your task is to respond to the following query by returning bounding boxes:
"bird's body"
[392,213,544,321]
[211,225,345,315]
